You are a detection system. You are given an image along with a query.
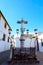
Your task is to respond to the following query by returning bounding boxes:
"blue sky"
[0,0,43,35]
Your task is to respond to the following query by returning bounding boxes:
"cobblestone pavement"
[1,52,43,65]
[1,61,42,65]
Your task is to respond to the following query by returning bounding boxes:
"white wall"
[15,35,43,52]
[15,37,36,48]
[0,16,10,52]
[15,37,21,48]
[38,34,43,52]
[24,38,30,48]
[38,39,43,52]
[0,41,10,52]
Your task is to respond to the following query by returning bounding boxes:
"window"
[0,14,1,19]
[41,42,43,46]
[8,37,9,42]
[41,39,43,46]
[2,34,6,41]
[4,23,6,28]
[42,42,43,46]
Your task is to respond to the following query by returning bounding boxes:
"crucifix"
[17,19,28,49]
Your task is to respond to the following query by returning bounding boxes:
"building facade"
[0,11,12,63]
[15,34,37,48]
[38,33,43,52]
[15,33,43,52]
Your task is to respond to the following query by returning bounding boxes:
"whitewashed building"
[0,11,12,62]
[15,34,37,48]
[38,33,43,52]
[15,32,43,52]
